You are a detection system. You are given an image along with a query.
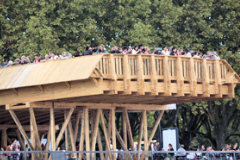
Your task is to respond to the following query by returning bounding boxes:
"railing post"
[123,55,131,94]
[137,55,144,95]
[214,60,222,98]
[109,54,117,94]
[176,56,184,96]
[163,56,171,96]
[202,59,210,97]
[150,55,158,95]
[189,58,197,96]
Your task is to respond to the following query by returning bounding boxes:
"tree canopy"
[0,0,240,150]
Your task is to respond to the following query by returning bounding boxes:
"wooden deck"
[0,54,239,160]
[0,54,239,106]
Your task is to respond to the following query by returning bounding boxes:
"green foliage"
[0,0,240,150]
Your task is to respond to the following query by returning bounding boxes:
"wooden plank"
[214,60,222,98]
[100,110,112,160]
[56,108,74,148]
[148,111,164,144]
[68,119,77,157]
[202,59,210,97]
[137,55,144,95]
[0,124,59,131]
[123,109,135,151]
[109,54,117,94]
[163,56,171,96]
[189,58,197,96]
[123,54,131,94]
[84,108,90,160]
[31,102,167,110]
[50,105,56,151]
[111,108,117,160]
[29,107,42,150]
[176,57,184,96]
[8,110,34,150]
[150,55,158,95]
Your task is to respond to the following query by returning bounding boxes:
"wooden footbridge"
[0,54,239,160]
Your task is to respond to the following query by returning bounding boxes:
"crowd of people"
[0,138,239,160]
[148,142,240,160]
[0,44,220,68]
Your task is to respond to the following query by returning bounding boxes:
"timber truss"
[0,54,239,160]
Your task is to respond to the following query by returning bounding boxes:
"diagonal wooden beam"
[79,111,85,160]
[74,110,81,141]
[68,119,77,157]
[137,112,144,159]
[115,129,132,159]
[97,132,104,160]
[56,108,75,148]
[123,109,135,151]
[91,109,100,151]
[100,110,112,160]
[16,130,25,151]
[29,107,42,150]
[148,111,164,144]
[9,110,34,150]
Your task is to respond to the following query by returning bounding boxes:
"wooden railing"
[97,54,230,84]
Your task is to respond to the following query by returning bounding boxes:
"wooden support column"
[202,59,210,97]
[91,109,100,151]
[1,129,7,147]
[143,110,148,160]
[79,110,85,160]
[189,58,197,96]
[163,56,171,96]
[8,110,34,150]
[137,55,144,95]
[123,54,131,94]
[123,109,135,151]
[109,54,117,94]
[176,56,184,96]
[56,108,74,148]
[214,60,222,98]
[50,105,56,151]
[150,55,158,95]
[148,111,164,145]
[29,107,42,150]
[45,125,51,151]
[84,108,90,160]
[69,119,77,157]
[111,108,117,160]
[122,112,127,147]
[137,112,144,159]
[30,117,36,160]
[107,111,112,143]
[64,111,69,151]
